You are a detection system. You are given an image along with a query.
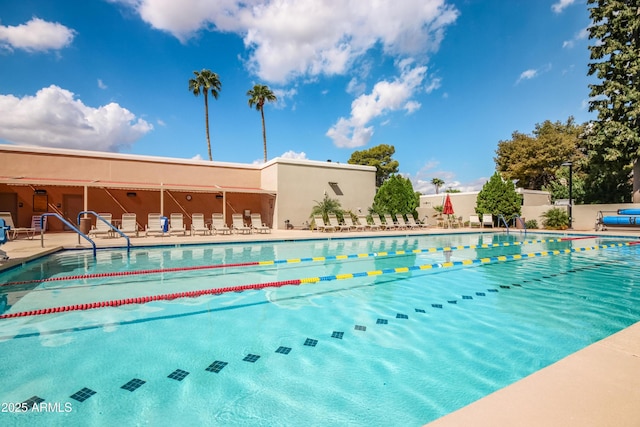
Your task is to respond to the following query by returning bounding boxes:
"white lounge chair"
[146,213,165,236]
[372,215,388,230]
[119,213,139,237]
[313,215,335,232]
[88,213,113,238]
[190,213,209,236]
[169,213,187,236]
[328,213,349,231]
[482,214,494,228]
[406,216,426,229]
[357,215,377,231]
[0,212,21,240]
[384,214,404,230]
[343,216,363,231]
[469,215,482,228]
[250,213,271,234]
[211,213,231,235]
[232,213,252,234]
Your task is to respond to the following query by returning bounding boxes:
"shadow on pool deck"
[2,227,640,426]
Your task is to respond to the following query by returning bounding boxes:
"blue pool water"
[1,232,639,426]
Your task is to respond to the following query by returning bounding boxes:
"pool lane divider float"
[0,240,631,320]
[1,237,591,288]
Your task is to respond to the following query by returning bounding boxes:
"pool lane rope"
[1,237,583,288]
[0,241,631,320]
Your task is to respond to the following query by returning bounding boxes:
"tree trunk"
[204,92,212,161]
[261,107,267,162]
[633,159,640,202]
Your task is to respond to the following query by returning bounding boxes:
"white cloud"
[272,87,298,109]
[279,150,307,159]
[109,0,458,83]
[326,62,427,148]
[97,79,108,90]
[551,0,577,14]
[0,17,76,52]
[0,85,153,151]
[517,69,538,83]
[562,27,589,48]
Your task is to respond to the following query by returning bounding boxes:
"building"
[0,145,376,232]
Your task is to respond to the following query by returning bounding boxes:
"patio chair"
[328,213,349,231]
[482,214,494,228]
[469,215,482,228]
[372,215,388,230]
[250,213,271,234]
[145,213,165,237]
[357,214,377,231]
[169,213,187,236]
[119,213,139,237]
[88,213,113,238]
[190,213,210,236]
[232,213,252,234]
[0,212,21,240]
[384,213,403,230]
[211,213,231,235]
[399,215,417,229]
[406,216,426,229]
[313,215,335,232]
[343,216,363,231]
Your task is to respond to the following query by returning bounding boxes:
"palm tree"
[431,178,445,194]
[247,84,277,162]
[189,69,221,161]
[310,194,343,225]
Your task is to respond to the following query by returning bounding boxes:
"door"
[63,194,84,231]
[0,192,18,226]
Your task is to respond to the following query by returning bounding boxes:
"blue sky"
[0,0,593,193]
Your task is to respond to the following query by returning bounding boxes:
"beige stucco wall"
[265,159,376,229]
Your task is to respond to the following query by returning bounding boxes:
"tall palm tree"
[189,69,221,161]
[431,177,445,194]
[247,84,277,162]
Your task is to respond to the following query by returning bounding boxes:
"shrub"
[541,208,569,230]
[525,219,538,229]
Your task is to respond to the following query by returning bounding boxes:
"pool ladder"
[40,212,97,257]
[497,214,527,235]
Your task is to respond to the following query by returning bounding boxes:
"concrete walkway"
[1,227,639,426]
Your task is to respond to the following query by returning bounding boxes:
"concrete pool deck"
[1,227,639,426]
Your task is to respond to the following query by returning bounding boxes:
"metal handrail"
[512,215,527,234]
[40,213,96,257]
[497,214,510,233]
[77,211,131,253]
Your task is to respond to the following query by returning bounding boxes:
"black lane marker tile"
[22,396,45,410]
[396,313,408,319]
[206,361,228,373]
[70,387,97,402]
[462,295,473,300]
[512,283,522,287]
[415,308,426,313]
[476,292,486,296]
[243,354,260,363]
[487,289,498,293]
[275,346,291,354]
[377,319,388,324]
[500,285,511,289]
[431,304,443,309]
[304,338,318,347]
[121,379,145,392]
[447,300,457,304]
[167,369,189,381]
[331,331,344,339]
[355,325,367,331]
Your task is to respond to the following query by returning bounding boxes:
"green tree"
[495,118,584,189]
[371,175,419,217]
[476,172,522,223]
[542,164,586,204]
[348,144,399,187]
[189,69,221,161]
[585,0,640,202]
[310,194,343,224]
[247,84,277,162]
[541,208,569,230]
[431,177,444,194]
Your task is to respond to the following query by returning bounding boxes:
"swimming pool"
[1,232,639,426]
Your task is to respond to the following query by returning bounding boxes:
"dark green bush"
[541,208,569,230]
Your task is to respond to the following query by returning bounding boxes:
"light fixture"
[561,161,573,229]
[215,194,223,199]
[127,192,137,197]
[186,194,192,201]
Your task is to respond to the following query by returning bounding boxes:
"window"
[328,182,343,196]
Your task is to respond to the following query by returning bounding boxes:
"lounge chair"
[88,213,113,238]
[145,213,165,237]
[328,213,349,231]
[232,213,252,234]
[399,215,416,229]
[357,214,377,231]
[120,213,139,237]
[384,214,404,230]
[482,214,494,228]
[372,215,388,230]
[0,212,20,240]
[169,213,187,236]
[211,213,231,235]
[313,215,335,232]
[469,215,482,228]
[190,213,210,236]
[406,216,427,229]
[250,213,271,234]
[343,216,363,231]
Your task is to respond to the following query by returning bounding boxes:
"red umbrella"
[443,194,454,215]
